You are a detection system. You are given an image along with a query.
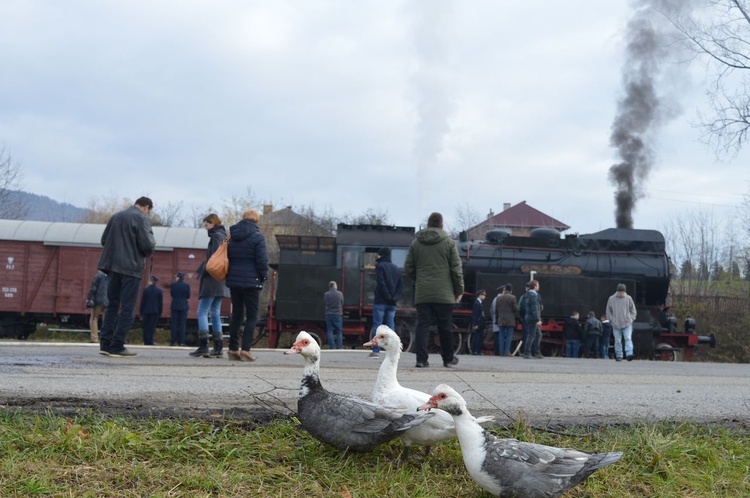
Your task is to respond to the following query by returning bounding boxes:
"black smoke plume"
[609,8,665,229]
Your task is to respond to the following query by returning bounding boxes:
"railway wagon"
[457,227,716,360]
[0,220,216,339]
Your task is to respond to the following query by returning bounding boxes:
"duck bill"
[284,343,301,355]
[417,400,436,411]
[363,338,376,347]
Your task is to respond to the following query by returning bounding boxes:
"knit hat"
[377,247,391,259]
[616,283,626,292]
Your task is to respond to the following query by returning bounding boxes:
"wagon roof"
[0,220,206,250]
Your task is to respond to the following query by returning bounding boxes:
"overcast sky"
[1,0,747,235]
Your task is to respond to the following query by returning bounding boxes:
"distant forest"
[5,191,88,222]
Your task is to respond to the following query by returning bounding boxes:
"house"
[465,201,570,240]
[259,205,333,264]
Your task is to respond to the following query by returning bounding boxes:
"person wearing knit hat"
[367,246,404,358]
[606,283,637,361]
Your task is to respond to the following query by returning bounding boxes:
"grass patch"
[0,410,748,497]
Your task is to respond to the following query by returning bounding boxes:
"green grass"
[0,410,747,497]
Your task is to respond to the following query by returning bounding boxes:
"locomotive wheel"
[654,342,677,362]
[400,322,463,356]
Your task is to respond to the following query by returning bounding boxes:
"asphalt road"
[1,341,749,427]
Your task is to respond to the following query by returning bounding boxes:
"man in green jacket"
[404,212,464,368]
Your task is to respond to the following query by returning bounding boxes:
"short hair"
[588,311,596,317]
[135,196,153,209]
[504,283,512,293]
[328,281,337,289]
[427,212,443,228]
[203,213,221,225]
[528,279,539,289]
[242,209,260,223]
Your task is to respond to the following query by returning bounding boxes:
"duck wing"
[298,384,431,453]
[481,434,622,498]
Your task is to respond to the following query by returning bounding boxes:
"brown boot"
[227,350,242,361]
[239,350,256,362]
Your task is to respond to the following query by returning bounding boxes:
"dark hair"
[203,213,222,225]
[588,311,596,317]
[135,196,153,209]
[427,212,443,228]
[504,283,512,293]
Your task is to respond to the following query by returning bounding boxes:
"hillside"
[4,191,88,222]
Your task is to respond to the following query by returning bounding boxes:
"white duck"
[364,325,494,460]
[418,384,623,498]
[285,331,433,453]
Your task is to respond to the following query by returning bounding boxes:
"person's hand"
[455,295,462,303]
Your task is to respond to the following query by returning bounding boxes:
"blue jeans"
[99,272,141,353]
[613,324,633,359]
[565,339,580,358]
[498,326,514,355]
[326,314,343,349]
[523,321,541,356]
[228,287,260,351]
[197,296,223,339]
[370,303,396,354]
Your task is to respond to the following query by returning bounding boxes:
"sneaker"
[616,357,623,362]
[415,361,430,368]
[239,351,256,362]
[533,354,544,359]
[368,352,379,358]
[99,349,110,356]
[443,356,459,368]
[626,355,634,362]
[109,348,137,357]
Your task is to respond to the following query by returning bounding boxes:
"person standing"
[600,314,613,359]
[86,270,108,343]
[522,280,543,359]
[170,272,190,350]
[98,196,156,357]
[606,283,637,361]
[494,283,518,356]
[563,311,583,358]
[583,311,603,358]
[139,277,162,345]
[517,282,531,354]
[404,212,464,368]
[195,213,229,357]
[489,285,503,356]
[324,281,345,349]
[368,247,404,358]
[470,289,487,355]
[225,209,268,362]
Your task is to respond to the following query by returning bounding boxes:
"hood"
[415,227,448,245]
[230,220,258,241]
[207,225,227,238]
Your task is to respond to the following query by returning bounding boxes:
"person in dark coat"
[583,311,603,358]
[494,283,518,356]
[98,196,156,357]
[563,311,583,358]
[170,272,190,348]
[470,289,487,355]
[367,247,404,358]
[225,209,268,362]
[193,213,230,357]
[600,315,613,359]
[522,280,543,359]
[86,270,109,343]
[139,276,163,345]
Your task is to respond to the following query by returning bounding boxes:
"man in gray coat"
[606,283,637,361]
[97,196,156,357]
[404,212,464,368]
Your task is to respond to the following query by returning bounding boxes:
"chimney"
[487,209,494,219]
[503,202,511,211]
[263,204,273,216]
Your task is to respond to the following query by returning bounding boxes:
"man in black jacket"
[139,277,163,345]
[367,247,404,358]
[98,196,156,357]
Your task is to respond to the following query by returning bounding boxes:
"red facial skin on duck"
[284,339,307,355]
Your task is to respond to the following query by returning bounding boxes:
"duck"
[284,330,433,453]
[418,384,623,498]
[364,325,494,460]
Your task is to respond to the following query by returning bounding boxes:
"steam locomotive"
[263,224,715,360]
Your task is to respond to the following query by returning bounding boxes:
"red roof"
[483,201,569,231]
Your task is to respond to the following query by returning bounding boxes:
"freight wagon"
[0,220,215,340]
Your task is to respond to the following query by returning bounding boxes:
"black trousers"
[415,303,454,364]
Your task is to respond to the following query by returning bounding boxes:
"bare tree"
[154,201,185,227]
[665,0,750,156]
[453,203,483,234]
[0,146,29,219]
[81,194,133,224]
